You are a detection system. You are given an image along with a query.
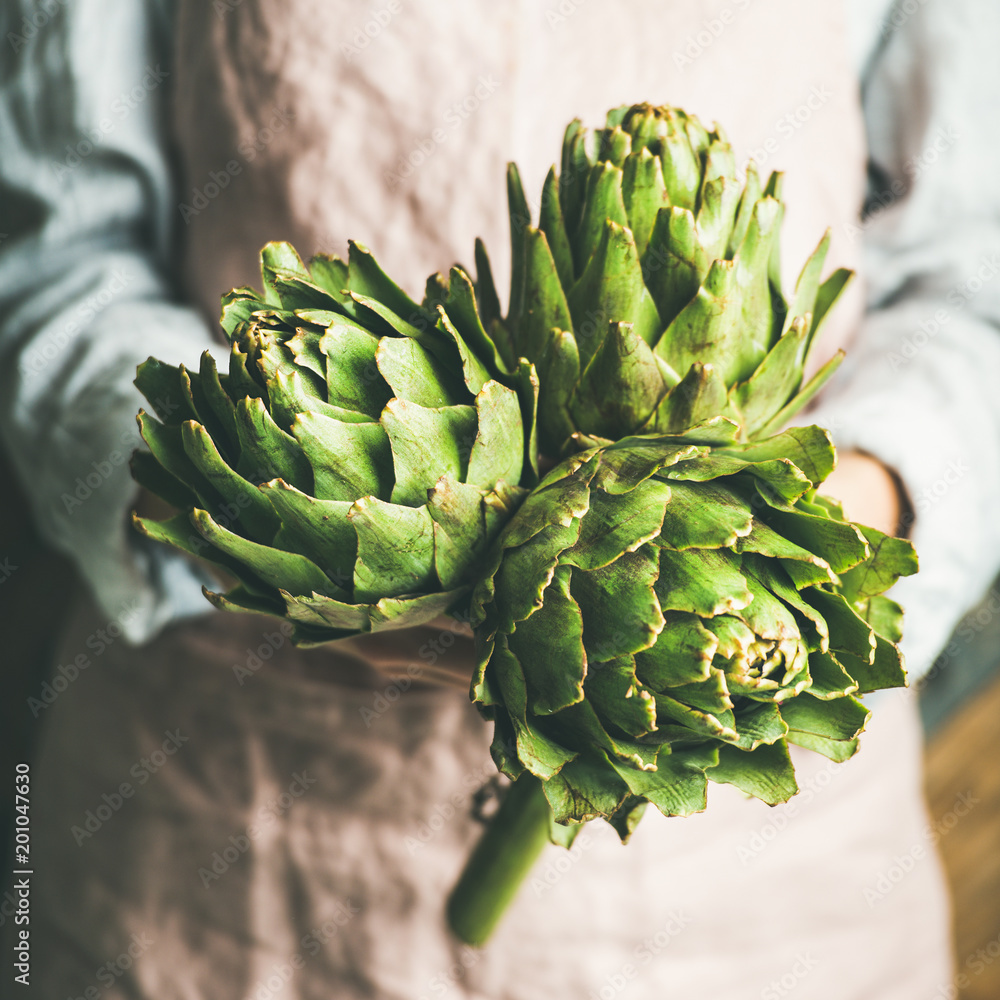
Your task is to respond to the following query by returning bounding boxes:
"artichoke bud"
[470,424,917,831]
[491,103,853,459]
[133,242,533,643]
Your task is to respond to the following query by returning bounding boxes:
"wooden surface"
[924,668,1000,1000]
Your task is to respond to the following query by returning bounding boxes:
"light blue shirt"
[1,0,999,679]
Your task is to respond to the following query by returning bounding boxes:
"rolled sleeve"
[812,0,1000,678]
[0,0,216,641]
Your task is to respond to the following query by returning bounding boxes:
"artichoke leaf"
[234,397,313,491]
[445,266,513,377]
[584,655,658,738]
[539,166,575,289]
[258,479,356,589]
[292,411,392,502]
[655,547,753,617]
[281,592,371,632]
[649,361,729,435]
[181,420,279,539]
[321,320,391,416]
[606,744,719,819]
[491,523,582,631]
[707,740,798,805]
[570,547,665,658]
[561,479,671,571]
[543,754,631,826]
[349,497,436,601]
[572,321,667,440]
[467,380,524,491]
[643,207,708,334]
[346,240,432,328]
[491,636,579,778]
[779,692,869,742]
[717,425,835,487]
[427,477,488,591]
[567,220,663,366]
[135,357,199,425]
[382,399,477,506]
[835,634,908,694]
[805,650,859,700]
[369,588,468,630]
[375,334,466,409]
[656,479,754,550]
[635,610,716,690]
[518,227,573,367]
[190,508,340,598]
[621,148,669,259]
[837,525,918,602]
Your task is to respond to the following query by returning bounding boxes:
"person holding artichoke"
[2,2,999,998]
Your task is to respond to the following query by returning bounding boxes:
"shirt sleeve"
[0,0,218,642]
[811,0,1000,679]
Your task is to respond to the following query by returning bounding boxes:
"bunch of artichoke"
[131,103,916,948]
[133,241,534,638]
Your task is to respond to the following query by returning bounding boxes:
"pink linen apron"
[18,3,953,998]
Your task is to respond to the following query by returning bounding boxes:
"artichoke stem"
[446,771,552,946]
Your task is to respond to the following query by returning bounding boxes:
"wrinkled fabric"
[24,595,951,1000]
[0,0,976,996]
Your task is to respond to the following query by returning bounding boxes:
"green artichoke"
[486,102,852,457]
[132,241,536,641]
[447,419,917,943]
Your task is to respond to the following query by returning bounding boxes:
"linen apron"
[19,2,954,997]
